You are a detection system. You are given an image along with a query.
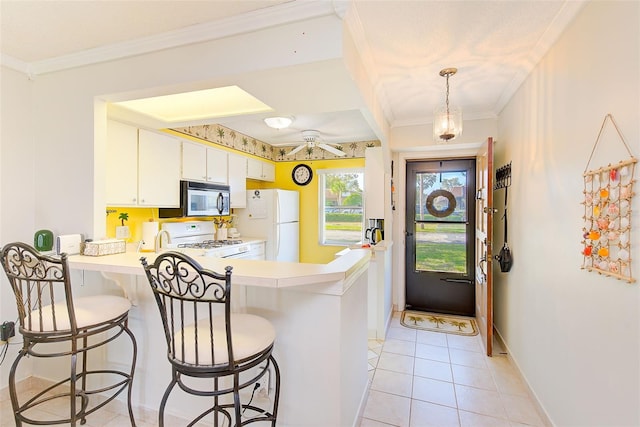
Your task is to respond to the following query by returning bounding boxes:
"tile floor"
[1,312,548,427]
[361,312,548,427]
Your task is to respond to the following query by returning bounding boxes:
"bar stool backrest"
[1,242,77,338]
[140,252,234,371]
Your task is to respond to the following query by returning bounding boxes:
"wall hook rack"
[494,162,512,190]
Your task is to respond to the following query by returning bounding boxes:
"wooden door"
[475,137,494,356]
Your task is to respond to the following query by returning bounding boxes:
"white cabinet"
[247,241,265,260]
[246,157,275,182]
[228,154,247,208]
[365,147,385,218]
[181,141,228,184]
[367,243,393,339]
[106,121,138,205]
[106,121,180,207]
[137,129,181,207]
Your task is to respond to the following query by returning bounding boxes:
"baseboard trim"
[493,327,555,427]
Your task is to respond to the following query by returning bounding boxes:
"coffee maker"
[365,218,384,245]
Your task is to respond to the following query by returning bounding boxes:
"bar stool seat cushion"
[26,295,132,332]
[174,314,275,366]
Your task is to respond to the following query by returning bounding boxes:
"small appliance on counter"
[364,218,384,245]
[56,234,83,255]
[34,229,54,252]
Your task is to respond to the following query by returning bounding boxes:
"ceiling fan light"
[264,116,293,129]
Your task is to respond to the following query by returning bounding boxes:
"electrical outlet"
[1,321,15,341]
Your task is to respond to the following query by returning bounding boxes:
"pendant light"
[433,67,463,142]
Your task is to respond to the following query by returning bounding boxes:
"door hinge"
[483,207,498,214]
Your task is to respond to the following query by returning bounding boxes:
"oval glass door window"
[426,189,457,218]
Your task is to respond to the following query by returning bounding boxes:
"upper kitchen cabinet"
[365,147,385,219]
[247,157,275,182]
[106,120,138,205]
[138,129,181,207]
[228,154,247,208]
[106,120,180,207]
[181,141,228,184]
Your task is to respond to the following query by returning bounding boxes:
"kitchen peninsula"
[68,248,371,426]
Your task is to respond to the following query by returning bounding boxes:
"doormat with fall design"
[401,311,478,336]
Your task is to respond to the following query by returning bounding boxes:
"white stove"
[161,221,253,259]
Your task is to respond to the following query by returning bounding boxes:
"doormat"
[401,311,478,336]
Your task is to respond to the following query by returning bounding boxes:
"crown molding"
[1,0,344,77]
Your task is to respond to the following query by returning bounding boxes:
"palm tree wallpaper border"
[401,311,478,336]
[171,124,380,161]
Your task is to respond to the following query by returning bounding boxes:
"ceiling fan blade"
[317,143,346,157]
[287,144,307,156]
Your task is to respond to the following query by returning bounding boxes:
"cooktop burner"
[177,239,243,250]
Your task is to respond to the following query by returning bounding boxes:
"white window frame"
[317,167,365,246]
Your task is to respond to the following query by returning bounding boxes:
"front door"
[405,159,476,316]
[475,138,494,356]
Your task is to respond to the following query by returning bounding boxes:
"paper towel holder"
[141,220,159,252]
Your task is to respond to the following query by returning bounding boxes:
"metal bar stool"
[1,242,137,426]
[140,252,280,427]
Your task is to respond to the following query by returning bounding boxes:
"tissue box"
[83,239,126,256]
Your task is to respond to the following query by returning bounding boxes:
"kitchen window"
[318,168,364,246]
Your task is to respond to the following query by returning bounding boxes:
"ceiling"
[0,0,585,147]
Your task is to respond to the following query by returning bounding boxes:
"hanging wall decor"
[581,114,636,283]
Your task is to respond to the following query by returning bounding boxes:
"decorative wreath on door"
[426,189,457,218]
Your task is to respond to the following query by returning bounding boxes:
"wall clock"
[292,164,313,186]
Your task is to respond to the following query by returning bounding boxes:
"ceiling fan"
[287,130,346,157]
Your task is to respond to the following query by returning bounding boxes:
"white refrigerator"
[236,189,299,262]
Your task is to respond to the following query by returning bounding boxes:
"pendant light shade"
[433,68,463,142]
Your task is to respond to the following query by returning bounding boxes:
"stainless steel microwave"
[159,181,230,218]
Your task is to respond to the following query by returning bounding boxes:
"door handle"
[440,278,474,284]
[478,255,487,282]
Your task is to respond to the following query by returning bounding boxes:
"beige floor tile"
[447,334,483,353]
[451,364,497,391]
[416,329,448,347]
[415,342,450,363]
[454,384,507,420]
[368,369,376,384]
[377,352,415,375]
[410,399,460,427]
[412,376,457,408]
[386,326,417,342]
[501,394,545,426]
[382,339,416,357]
[360,416,396,426]
[371,369,413,398]
[363,389,411,426]
[449,348,488,369]
[459,409,511,427]
[413,357,453,383]
[369,339,385,352]
[492,368,530,397]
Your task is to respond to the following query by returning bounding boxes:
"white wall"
[495,2,639,426]
[0,67,37,384]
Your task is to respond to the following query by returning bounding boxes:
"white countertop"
[68,245,371,291]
